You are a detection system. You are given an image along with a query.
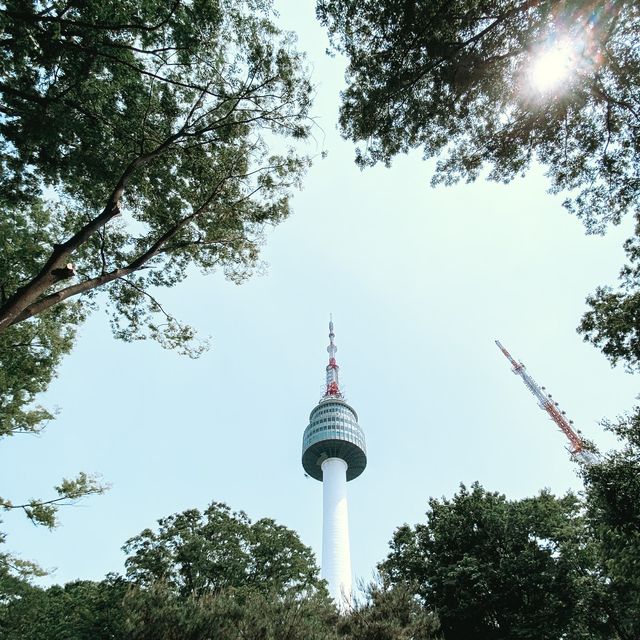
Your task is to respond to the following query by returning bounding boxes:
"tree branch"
[5,170,240,325]
[117,277,175,322]
[0,118,193,331]
[1,1,181,33]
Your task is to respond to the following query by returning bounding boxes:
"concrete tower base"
[321,457,352,607]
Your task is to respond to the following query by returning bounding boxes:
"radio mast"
[495,340,598,465]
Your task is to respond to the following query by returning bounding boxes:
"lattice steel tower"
[302,319,367,606]
[495,340,598,465]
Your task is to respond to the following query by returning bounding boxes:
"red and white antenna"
[324,315,342,398]
[495,340,598,465]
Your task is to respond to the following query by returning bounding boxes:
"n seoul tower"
[302,319,367,606]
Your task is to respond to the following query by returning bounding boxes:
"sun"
[529,41,575,92]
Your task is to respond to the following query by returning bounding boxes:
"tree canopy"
[122,502,324,598]
[0,0,313,542]
[317,0,640,370]
[581,408,640,639]
[579,215,640,371]
[380,484,609,640]
[1,484,639,639]
[0,0,312,433]
[338,582,441,640]
[0,577,129,640]
[0,502,339,640]
[317,0,638,230]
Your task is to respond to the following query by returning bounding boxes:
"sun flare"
[530,42,575,92]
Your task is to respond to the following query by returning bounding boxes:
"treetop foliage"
[579,214,640,371]
[317,0,640,373]
[581,408,640,639]
[1,503,339,640]
[0,0,312,335]
[318,0,639,232]
[0,0,314,552]
[380,483,609,640]
[0,577,129,640]
[122,502,324,598]
[339,582,441,640]
[0,0,313,430]
[1,470,640,640]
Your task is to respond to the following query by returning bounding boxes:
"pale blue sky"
[2,2,637,590]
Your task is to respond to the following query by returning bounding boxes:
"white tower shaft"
[321,457,352,607]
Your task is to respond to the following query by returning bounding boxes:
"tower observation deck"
[302,319,367,607]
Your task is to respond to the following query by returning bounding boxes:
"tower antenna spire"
[325,316,342,398]
[495,340,598,465]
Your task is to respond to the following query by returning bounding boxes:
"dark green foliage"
[125,584,338,640]
[0,580,338,640]
[318,0,638,231]
[0,0,313,548]
[2,485,640,639]
[339,582,441,640]
[0,503,338,640]
[582,408,640,640]
[0,577,129,640]
[580,216,640,371]
[317,0,640,374]
[123,502,324,598]
[379,483,607,640]
[0,0,313,433]
[0,545,42,602]
[0,202,85,435]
